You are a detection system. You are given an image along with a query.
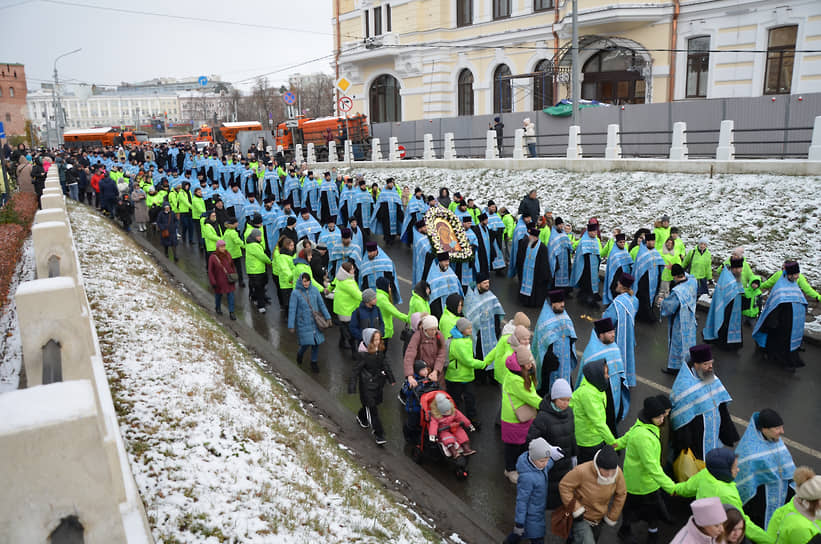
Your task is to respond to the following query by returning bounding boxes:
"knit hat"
[656,394,672,410]
[361,288,377,303]
[796,467,821,500]
[691,497,727,527]
[528,437,551,461]
[216,240,226,248]
[706,448,737,484]
[434,393,453,415]
[756,408,783,430]
[413,360,427,375]
[249,228,262,241]
[361,328,378,348]
[456,317,471,334]
[643,396,666,419]
[550,378,572,400]
[286,216,297,226]
[421,315,438,330]
[510,325,531,348]
[698,237,709,245]
[512,312,531,329]
[514,344,535,367]
[595,445,619,470]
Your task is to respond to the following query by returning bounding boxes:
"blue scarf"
[400,197,428,243]
[670,363,733,456]
[533,305,577,388]
[571,232,601,292]
[704,267,744,343]
[301,176,321,213]
[603,247,633,305]
[753,275,808,351]
[283,175,301,205]
[520,241,540,296]
[336,242,362,275]
[352,189,373,226]
[602,293,639,386]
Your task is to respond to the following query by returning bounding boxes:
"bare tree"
[288,73,334,118]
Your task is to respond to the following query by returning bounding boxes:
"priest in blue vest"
[514,227,550,308]
[547,217,573,291]
[260,197,282,253]
[300,171,321,216]
[576,317,630,434]
[319,172,340,225]
[533,289,578,395]
[426,251,462,319]
[295,207,322,243]
[464,272,505,361]
[370,178,404,245]
[571,222,603,308]
[471,213,505,280]
[507,211,531,278]
[632,233,665,323]
[412,220,434,287]
[317,216,343,279]
[602,273,639,387]
[351,180,374,237]
[602,232,632,306]
[358,241,402,304]
[400,187,428,244]
[671,344,739,463]
[336,228,362,277]
[704,257,745,350]
[661,264,699,375]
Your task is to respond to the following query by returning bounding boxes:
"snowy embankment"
[67,204,439,544]
[344,167,821,333]
[0,238,33,393]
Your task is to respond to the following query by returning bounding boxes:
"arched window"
[457,69,474,116]
[533,59,553,111]
[8,86,14,97]
[493,64,512,113]
[582,47,646,104]
[369,74,401,123]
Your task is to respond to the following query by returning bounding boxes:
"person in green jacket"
[766,466,821,544]
[439,293,463,339]
[674,447,772,544]
[669,227,687,260]
[615,395,676,544]
[245,228,272,313]
[374,276,408,347]
[600,227,622,259]
[446,318,488,426]
[683,237,712,297]
[409,280,431,317]
[653,214,671,250]
[222,217,246,288]
[272,236,296,312]
[742,275,763,326]
[760,267,821,303]
[190,186,207,249]
[660,237,684,297]
[571,358,617,464]
[201,209,223,263]
[722,247,755,289]
[484,312,531,387]
[501,345,543,484]
[329,261,361,351]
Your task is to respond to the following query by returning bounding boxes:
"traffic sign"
[0,121,5,139]
[198,76,208,87]
[397,145,406,159]
[337,96,353,113]
[335,77,351,93]
[285,119,299,128]
[283,92,296,105]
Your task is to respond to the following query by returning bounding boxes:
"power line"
[0,0,34,10]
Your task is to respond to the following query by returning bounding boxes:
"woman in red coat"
[208,240,237,320]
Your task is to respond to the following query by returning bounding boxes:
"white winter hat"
[362,328,378,347]
[434,393,452,415]
[691,497,727,526]
[421,315,438,330]
[550,378,572,400]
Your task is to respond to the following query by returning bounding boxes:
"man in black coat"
[517,189,541,223]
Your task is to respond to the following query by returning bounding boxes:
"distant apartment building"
[0,63,28,137]
[332,0,821,121]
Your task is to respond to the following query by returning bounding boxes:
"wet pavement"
[146,230,820,542]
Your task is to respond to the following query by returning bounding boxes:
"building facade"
[0,63,28,137]
[333,0,821,121]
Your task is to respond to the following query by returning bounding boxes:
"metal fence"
[369,92,821,160]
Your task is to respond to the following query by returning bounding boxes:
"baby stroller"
[401,377,440,444]
[410,390,469,480]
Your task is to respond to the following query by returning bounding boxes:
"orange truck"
[275,114,369,161]
[196,121,264,144]
[63,127,149,149]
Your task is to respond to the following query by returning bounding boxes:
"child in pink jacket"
[429,392,476,457]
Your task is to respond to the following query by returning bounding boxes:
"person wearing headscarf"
[766,466,821,544]
[670,496,727,544]
[409,280,431,317]
[156,201,178,261]
[348,328,395,446]
[208,240,238,320]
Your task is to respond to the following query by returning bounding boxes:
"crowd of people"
[4,138,820,544]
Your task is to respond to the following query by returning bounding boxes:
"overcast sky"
[1,0,334,92]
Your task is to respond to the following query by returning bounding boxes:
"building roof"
[63,127,115,136]
[221,122,262,128]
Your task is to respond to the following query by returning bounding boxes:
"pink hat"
[216,240,226,248]
[691,497,727,526]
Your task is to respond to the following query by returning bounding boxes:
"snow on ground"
[343,167,821,286]
[68,203,440,544]
[0,238,34,393]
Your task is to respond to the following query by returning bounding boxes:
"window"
[457,69,474,116]
[493,64,512,113]
[493,0,510,19]
[386,4,391,32]
[533,59,554,110]
[582,47,646,104]
[0,88,3,97]
[369,74,401,123]
[686,36,710,98]
[457,0,472,27]
[9,86,14,97]
[5,113,10,122]
[534,0,552,12]
[364,11,370,38]
[764,25,797,95]
[374,6,382,36]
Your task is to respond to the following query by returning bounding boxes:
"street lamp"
[53,48,82,146]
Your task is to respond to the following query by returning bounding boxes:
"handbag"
[161,229,170,238]
[505,390,537,423]
[550,498,575,538]
[214,255,238,284]
[300,290,331,329]
[673,448,705,482]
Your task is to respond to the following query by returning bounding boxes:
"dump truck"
[63,127,149,149]
[195,121,264,144]
[275,114,369,161]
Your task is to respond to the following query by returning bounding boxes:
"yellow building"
[332,0,821,121]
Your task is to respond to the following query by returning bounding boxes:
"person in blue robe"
[752,261,810,371]
[670,344,738,465]
[603,233,632,306]
[426,252,462,319]
[704,258,745,350]
[243,193,262,230]
[471,213,505,280]
[515,227,550,308]
[454,215,478,290]
[337,178,356,225]
[632,234,665,322]
[351,181,374,237]
[532,289,577,395]
[222,184,247,233]
[370,178,404,245]
[483,202,507,272]
[358,241,402,304]
[411,220,434,287]
[319,172,340,225]
[547,217,573,290]
[400,188,428,244]
[571,223,603,307]
[576,317,630,434]
[262,168,279,201]
[348,218,365,250]
[260,198,282,255]
[295,207,322,243]
[336,228,363,277]
[660,264,698,374]
[602,273,639,387]
[317,217,343,279]
[735,409,795,529]
[283,172,302,207]
[507,212,532,278]
[463,272,505,360]
[301,171,321,215]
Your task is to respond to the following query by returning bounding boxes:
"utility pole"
[53,48,82,147]
[571,0,580,125]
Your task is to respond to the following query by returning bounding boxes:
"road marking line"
[636,376,821,460]
[398,274,412,285]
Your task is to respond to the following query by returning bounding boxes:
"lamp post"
[52,48,82,146]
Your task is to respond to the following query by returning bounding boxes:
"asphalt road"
[147,230,820,542]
